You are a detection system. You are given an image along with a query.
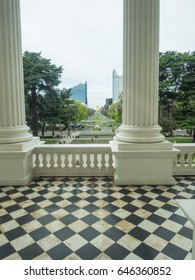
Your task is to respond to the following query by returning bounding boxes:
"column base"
[110,139,179,186]
[0,137,41,186]
[0,126,33,144]
[116,125,165,143]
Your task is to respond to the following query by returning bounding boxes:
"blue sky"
[20,0,195,109]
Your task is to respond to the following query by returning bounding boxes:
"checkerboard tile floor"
[0,176,195,260]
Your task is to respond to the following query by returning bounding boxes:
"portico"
[0,0,186,186]
[0,0,195,261]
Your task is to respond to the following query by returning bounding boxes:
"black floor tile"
[147,214,166,225]
[104,227,125,241]
[54,228,75,241]
[129,227,151,241]
[0,214,12,224]
[16,214,34,225]
[47,243,72,259]
[105,243,129,260]
[103,214,122,225]
[38,214,56,225]
[142,204,158,213]
[24,204,41,213]
[75,243,101,260]
[162,243,188,260]
[178,226,193,240]
[82,214,99,225]
[169,213,188,225]
[133,243,159,260]
[126,214,144,225]
[0,243,16,259]
[123,204,139,213]
[5,227,26,241]
[59,214,77,225]
[5,204,21,213]
[154,227,175,241]
[18,243,44,260]
[29,227,51,241]
[79,227,100,241]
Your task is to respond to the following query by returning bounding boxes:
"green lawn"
[41,136,194,144]
[71,139,110,144]
[166,137,193,143]
[41,139,58,144]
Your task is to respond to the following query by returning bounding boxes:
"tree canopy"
[23,51,63,136]
[23,51,90,137]
[159,51,195,138]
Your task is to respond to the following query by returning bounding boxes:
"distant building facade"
[105,98,113,108]
[112,69,123,102]
[70,82,88,105]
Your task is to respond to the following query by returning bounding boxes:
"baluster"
[108,153,114,170]
[179,152,186,166]
[173,153,179,167]
[86,153,92,168]
[56,153,61,168]
[72,153,77,167]
[34,153,40,167]
[192,153,195,165]
[188,152,193,167]
[101,154,106,170]
[78,153,84,168]
[42,153,48,168]
[74,154,79,168]
[82,153,87,168]
[50,153,55,168]
[93,153,99,170]
[61,154,65,168]
[64,154,70,168]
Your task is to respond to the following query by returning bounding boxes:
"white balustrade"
[32,143,195,178]
[173,143,195,175]
[33,144,114,177]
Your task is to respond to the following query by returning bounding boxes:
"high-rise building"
[105,98,113,108]
[70,82,88,105]
[112,69,123,102]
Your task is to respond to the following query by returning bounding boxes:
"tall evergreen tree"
[23,51,63,136]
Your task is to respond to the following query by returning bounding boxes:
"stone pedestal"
[111,139,178,185]
[0,138,40,185]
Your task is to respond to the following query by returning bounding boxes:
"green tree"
[38,89,62,137]
[23,51,63,136]
[174,52,195,140]
[159,52,185,121]
[106,93,122,124]
[74,101,89,123]
[57,89,78,135]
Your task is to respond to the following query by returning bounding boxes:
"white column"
[0,0,41,186]
[0,0,32,144]
[116,0,164,143]
[110,0,178,185]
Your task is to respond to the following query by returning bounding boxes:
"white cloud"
[160,0,195,52]
[20,0,195,108]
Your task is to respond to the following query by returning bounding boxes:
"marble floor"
[0,176,194,260]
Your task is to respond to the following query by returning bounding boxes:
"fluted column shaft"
[116,0,164,143]
[0,0,32,143]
